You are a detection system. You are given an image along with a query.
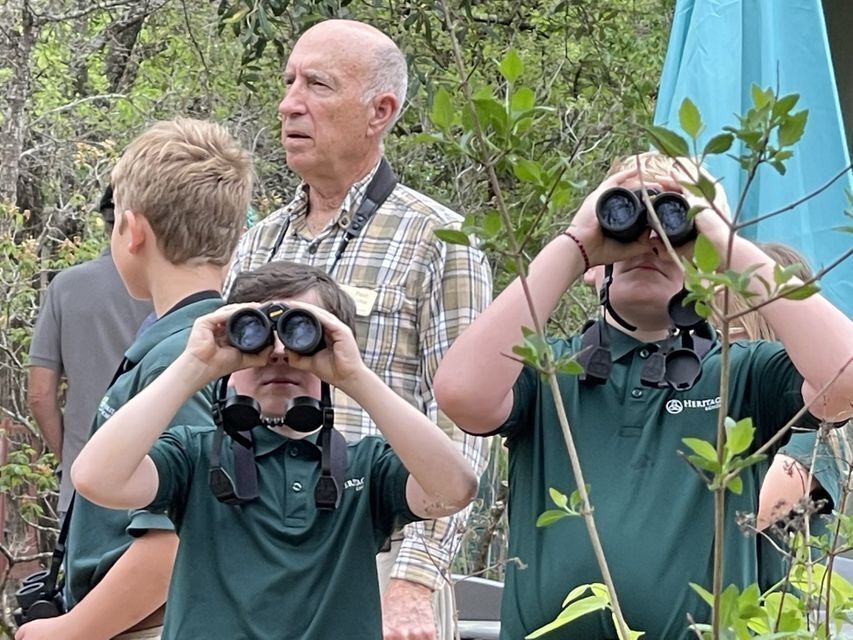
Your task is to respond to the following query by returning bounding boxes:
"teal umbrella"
[654,0,852,315]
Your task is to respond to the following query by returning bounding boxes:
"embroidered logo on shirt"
[98,395,116,420]
[666,396,721,415]
[343,477,365,491]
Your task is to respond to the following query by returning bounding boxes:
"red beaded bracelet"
[562,230,591,272]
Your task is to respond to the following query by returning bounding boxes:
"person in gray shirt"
[27,185,153,516]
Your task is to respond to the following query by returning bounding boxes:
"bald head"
[294,20,407,129]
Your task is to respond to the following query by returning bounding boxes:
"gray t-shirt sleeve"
[29,279,63,371]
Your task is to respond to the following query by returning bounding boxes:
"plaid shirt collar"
[285,161,382,237]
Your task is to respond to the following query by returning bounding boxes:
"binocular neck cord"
[599,264,637,333]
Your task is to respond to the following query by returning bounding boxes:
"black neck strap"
[267,158,398,273]
[599,264,637,332]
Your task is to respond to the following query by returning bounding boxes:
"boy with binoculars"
[71,260,478,640]
[434,152,853,639]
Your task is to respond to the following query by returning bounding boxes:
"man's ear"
[123,210,148,255]
[367,92,398,137]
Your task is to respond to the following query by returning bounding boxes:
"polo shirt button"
[639,349,650,359]
[292,481,303,492]
[289,448,299,458]
[308,244,318,255]
[631,388,643,398]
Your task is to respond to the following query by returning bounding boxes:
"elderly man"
[225,19,492,640]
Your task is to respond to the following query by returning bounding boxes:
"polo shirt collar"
[252,424,322,459]
[125,296,223,364]
[605,322,664,361]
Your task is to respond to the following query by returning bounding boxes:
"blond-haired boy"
[16,118,252,640]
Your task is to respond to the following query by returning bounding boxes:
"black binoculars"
[596,187,695,247]
[13,570,65,626]
[226,303,325,356]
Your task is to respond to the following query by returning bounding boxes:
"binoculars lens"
[16,582,47,608]
[229,311,270,353]
[279,311,323,355]
[596,187,694,246]
[598,190,637,229]
[226,304,326,356]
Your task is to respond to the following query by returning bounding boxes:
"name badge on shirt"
[338,284,378,317]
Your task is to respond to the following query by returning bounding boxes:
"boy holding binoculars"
[434,152,853,639]
[72,260,478,640]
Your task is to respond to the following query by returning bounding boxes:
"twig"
[735,162,853,231]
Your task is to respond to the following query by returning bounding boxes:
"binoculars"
[596,187,695,247]
[226,303,325,356]
[13,570,65,626]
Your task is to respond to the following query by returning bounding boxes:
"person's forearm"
[59,532,177,639]
[71,353,208,507]
[347,367,477,509]
[727,238,853,419]
[434,233,586,431]
[30,402,63,459]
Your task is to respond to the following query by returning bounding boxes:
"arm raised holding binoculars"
[664,168,853,421]
[72,302,478,518]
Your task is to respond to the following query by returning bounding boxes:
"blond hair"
[111,118,253,266]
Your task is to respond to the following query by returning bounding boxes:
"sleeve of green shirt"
[735,341,822,446]
[777,431,844,511]
[146,426,199,531]
[368,441,420,549]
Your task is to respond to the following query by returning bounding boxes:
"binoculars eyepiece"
[596,187,695,247]
[13,571,65,627]
[226,303,326,356]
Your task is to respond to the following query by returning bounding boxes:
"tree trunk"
[0,0,36,214]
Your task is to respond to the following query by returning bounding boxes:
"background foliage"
[0,0,674,631]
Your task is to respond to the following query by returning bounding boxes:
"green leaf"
[430,88,453,131]
[646,125,690,157]
[693,234,720,272]
[526,595,609,638]
[555,357,584,376]
[725,417,754,456]
[702,133,734,156]
[780,282,820,300]
[772,93,800,119]
[434,228,470,246]
[751,84,772,110]
[499,49,524,83]
[514,159,542,183]
[549,487,568,509]
[689,582,714,607]
[778,110,808,147]
[482,211,502,237]
[678,98,703,139]
[683,437,718,463]
[535,509,572,527]
[727,476,743,495]
[511,87,535,113]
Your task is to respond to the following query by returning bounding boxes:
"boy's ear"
[122,210,148,254]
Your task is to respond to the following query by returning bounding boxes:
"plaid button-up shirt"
[225,162,493,590]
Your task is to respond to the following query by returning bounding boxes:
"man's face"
[277,27,373,183]
[230,290,323,419]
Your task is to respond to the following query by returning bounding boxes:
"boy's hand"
[568,167,657,268]
[182,304,273,383]
[281,301,368,392]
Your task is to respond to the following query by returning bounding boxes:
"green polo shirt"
[496,325,816,640]
[147,424,420,639]
[64,296,223,608]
